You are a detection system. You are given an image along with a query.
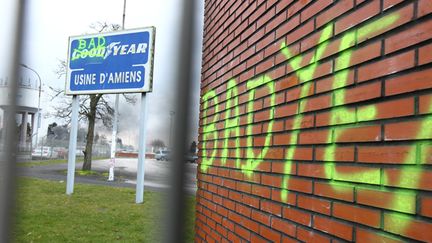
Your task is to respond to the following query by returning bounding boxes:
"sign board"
[65,27,155,95]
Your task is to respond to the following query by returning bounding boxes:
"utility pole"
[109,0,127,181]
[169,111,175,148]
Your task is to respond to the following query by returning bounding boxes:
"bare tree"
[151,139,166,152]
[51,22,136,171]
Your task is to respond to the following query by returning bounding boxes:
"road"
[17,158,198,195]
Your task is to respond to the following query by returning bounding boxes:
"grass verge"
[17,157,109,167]
[13,178,195,242]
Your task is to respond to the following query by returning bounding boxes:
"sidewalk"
[17,158,198,194]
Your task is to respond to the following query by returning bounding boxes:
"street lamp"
[169,110,175,148]
[20,64,41,150]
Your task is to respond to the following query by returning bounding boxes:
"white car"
[155,150,170,161]
[32,147,58,159]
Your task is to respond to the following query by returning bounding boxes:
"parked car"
[155,150,171,161]
[32,146,58,159]
[185,153,198,163]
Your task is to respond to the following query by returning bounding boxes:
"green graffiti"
[243,76,275,177]
[72,37,106,61]
[221,79,240,166]
[201,90,219,172]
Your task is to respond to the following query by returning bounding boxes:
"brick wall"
[196,0,432,242]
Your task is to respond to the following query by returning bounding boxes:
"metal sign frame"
[65,27,155,95]
[65,27,155,204]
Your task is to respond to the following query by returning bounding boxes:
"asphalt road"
[17,158,198,195]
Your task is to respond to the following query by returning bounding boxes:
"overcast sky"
[1,0,204,148]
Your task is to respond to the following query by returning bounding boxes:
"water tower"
[0,64,41,160]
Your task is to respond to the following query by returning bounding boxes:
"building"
[196,1,432,242]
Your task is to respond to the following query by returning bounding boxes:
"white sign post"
[66,95,79,195]
[65,27,155,203]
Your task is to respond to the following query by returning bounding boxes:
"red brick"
[358,51,415,83]
[276,76,300,94]
[384,213,432,242]
[317,33,356,60]
[285,114,314,130]
[266,11,288,34]
[297,163,331,179]
[234,224,251,241]
[335,0,380,35]
[386,68,432,96]
[283,177,313,194]
[419,94,432,114]
[313,215,353,241]
[300,24,333,53]
[243,217,260,234]
[315,146,355,162]
[286,0,313,19]
[250,233,268,243]
[283,207,311,226]
[251,184,271,199]
[297,194,331,215]
[273,132,295,146]
[316,0,354,28]
[357,3,414,44]
[357,145,416,164]
[420,143,432,165]
[419,43,432,65]
[314,181,354,202]
[271,217,296,237]
[263,147,285,160]
[251,209,270,225]
[255,57,275,74]
[256,5,276,29]
[300,93,332,112]
[418,0,432,17]
[356,227,404,243]
[420,196,432,218]
[333,202,381,228]
[359,97,415,121]
[260,225,281,242]
[385,120,432,141]
[275,0,295,14]
[269,161,294,175]
[275,14,300,39]
[297,227,331,243]
[385,18,432,54]
[261,200,282,216]
[315,70,355,94]
[271,188,297,205]
[262,174,283,187]
[334,125,382,143]
[357,187,416,213]
[227,231,242,242]
[300,0,333,23]
[298,129,332,145]
[236,203,252,217]
[335,41,381,71]
[383,168,432,191]
[315,107,356,127]
[274,103,298,118]
[383,0,404,10]
[285,20,314,46]
[243,194,260,209]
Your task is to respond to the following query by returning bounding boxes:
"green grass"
[17,157,109,167]
[13,178,196,242]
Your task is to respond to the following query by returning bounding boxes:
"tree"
[151,139,165,152]
[50,22,136,171]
